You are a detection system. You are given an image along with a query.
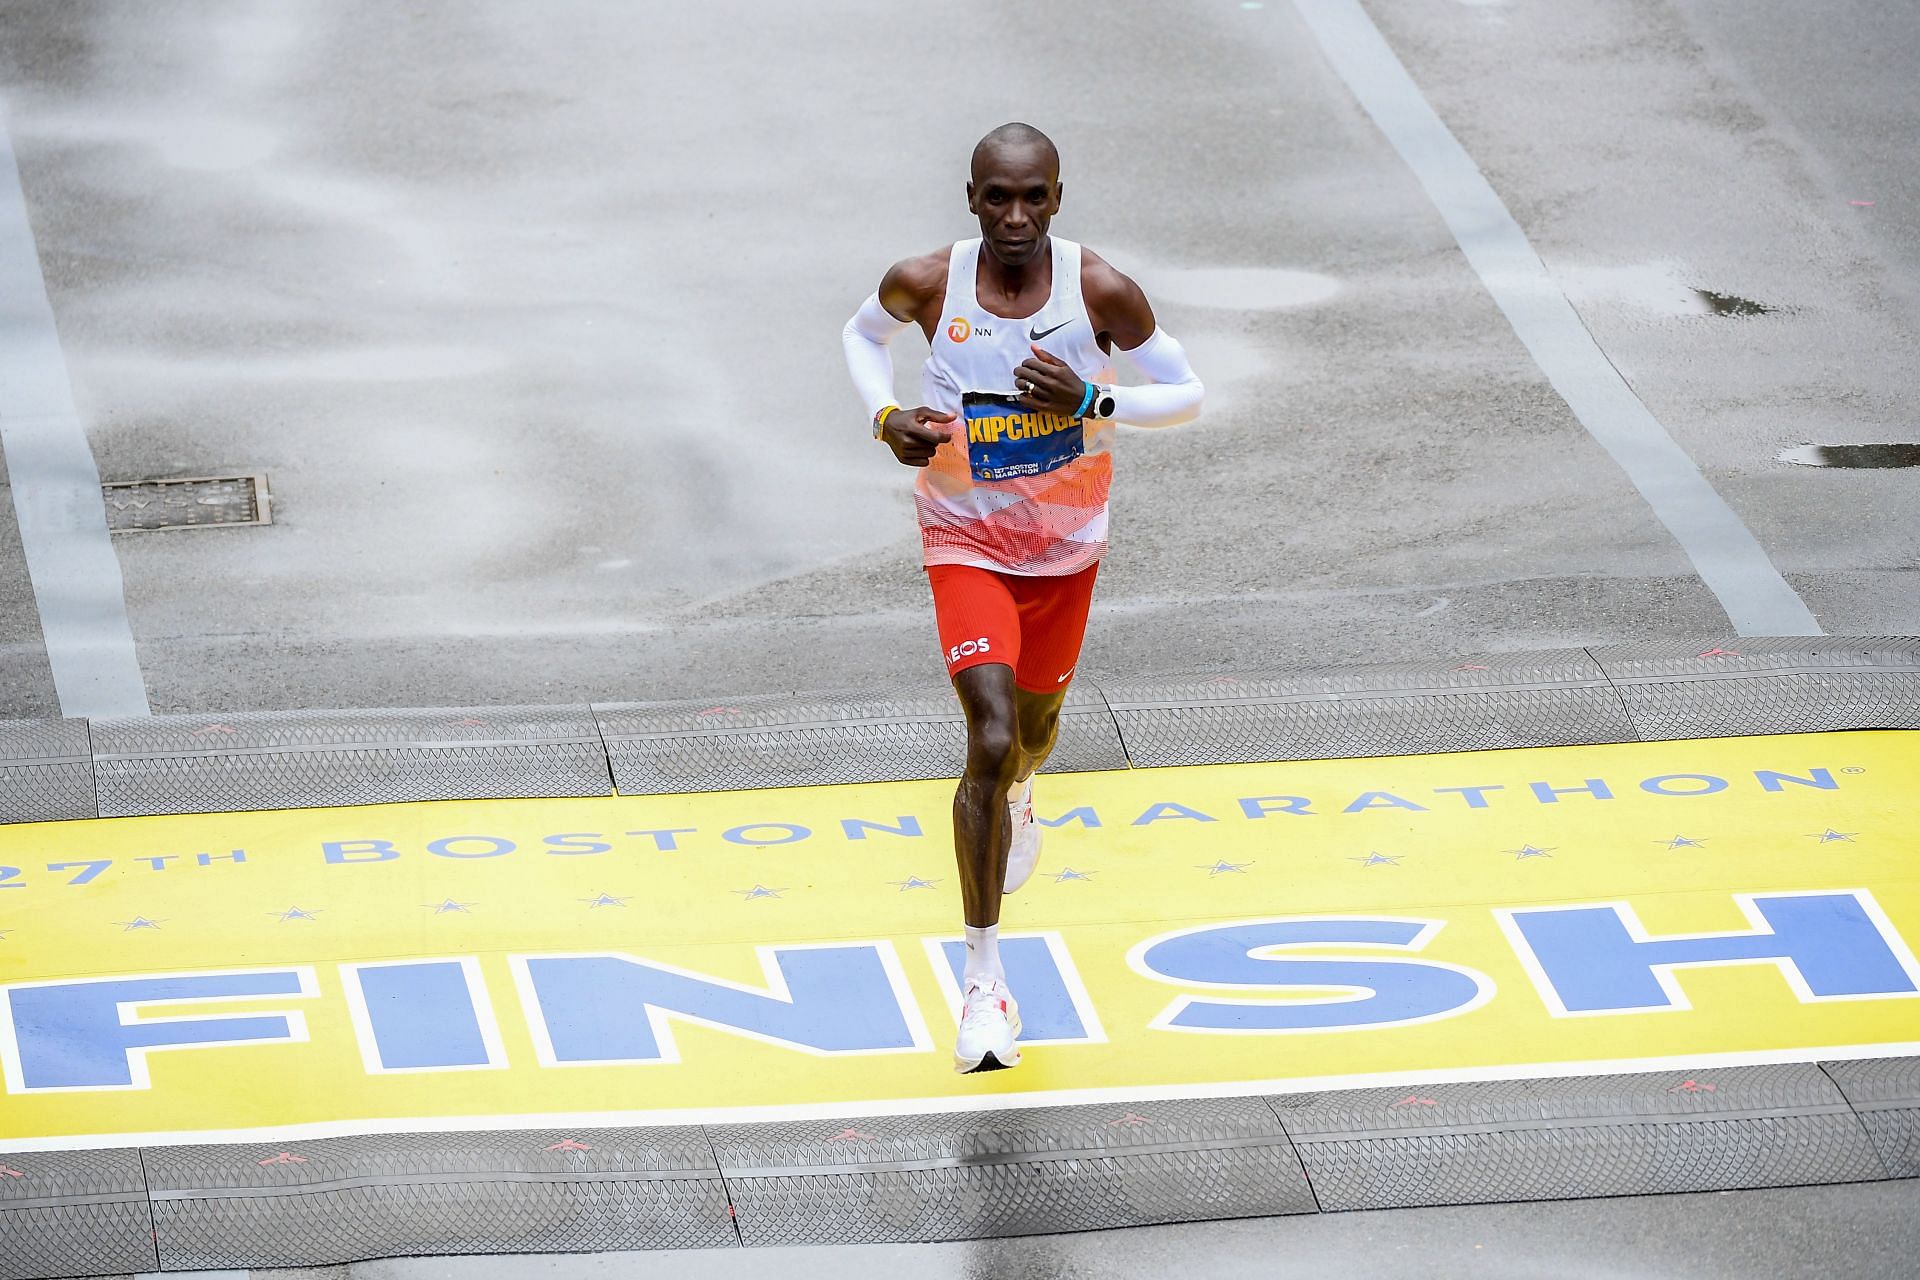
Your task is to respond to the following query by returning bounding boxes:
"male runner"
[841,123,1203,1073]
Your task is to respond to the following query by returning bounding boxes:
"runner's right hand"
[881,407,957,467]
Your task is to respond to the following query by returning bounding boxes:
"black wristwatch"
[1087,384,1117,420]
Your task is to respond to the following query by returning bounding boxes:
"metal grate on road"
[102,473,272,532]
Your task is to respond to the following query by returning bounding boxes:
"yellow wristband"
[872,404,901,439]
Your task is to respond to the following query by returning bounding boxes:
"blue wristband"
[1072,382,1096,418]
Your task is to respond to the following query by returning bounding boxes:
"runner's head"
[967,122,1061,269]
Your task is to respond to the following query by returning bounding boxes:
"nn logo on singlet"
[948,316,990,342]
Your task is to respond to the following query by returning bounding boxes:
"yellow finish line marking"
[1,730,1916,1150]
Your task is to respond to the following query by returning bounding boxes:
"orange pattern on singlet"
[915,446,1111,575]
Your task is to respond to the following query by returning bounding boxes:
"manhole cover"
[102,473,272,533]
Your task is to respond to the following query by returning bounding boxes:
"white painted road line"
[0,110,149,717]
[1290,0,1822,637]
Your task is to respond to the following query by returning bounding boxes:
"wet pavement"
[1,0,1915,719]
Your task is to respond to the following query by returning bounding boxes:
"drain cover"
[1777,444,1920,470]
[102,473,272,532]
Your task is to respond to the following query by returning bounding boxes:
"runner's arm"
[842,292,910,422]
[1110,328,1203,428]
[844,254,956,465]
[1081,250,1204,429]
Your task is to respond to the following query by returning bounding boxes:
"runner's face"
[967,148,1061,268]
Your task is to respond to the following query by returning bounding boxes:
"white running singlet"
[916,237,1117,576]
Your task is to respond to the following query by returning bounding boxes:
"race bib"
[961,391,1086,483]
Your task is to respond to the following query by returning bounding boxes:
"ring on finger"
[1016,378,1031,393]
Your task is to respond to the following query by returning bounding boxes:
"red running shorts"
[926,562,1099,693]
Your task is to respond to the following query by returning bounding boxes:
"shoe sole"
[953,1012,1023,1074]
[957,1050,1018,1073]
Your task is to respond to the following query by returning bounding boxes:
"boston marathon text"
[0,764,1845,889]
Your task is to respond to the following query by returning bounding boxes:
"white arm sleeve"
[1110,328,1203,429]
[842,292,912,422]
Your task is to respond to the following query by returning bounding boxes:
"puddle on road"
[1131,266,1341,311]
[1777,444,1920,469]
[1694,289,1774,317]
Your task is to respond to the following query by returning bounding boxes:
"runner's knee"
[965,714,1020,782]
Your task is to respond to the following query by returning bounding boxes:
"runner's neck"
[974,236,1054,320]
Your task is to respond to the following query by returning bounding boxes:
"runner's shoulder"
[879,246,954,315]
[1078,246,1155,345]
[1078,246,1144,307]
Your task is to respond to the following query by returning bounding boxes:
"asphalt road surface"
[2,0,1916,720]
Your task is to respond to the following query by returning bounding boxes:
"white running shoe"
[953,978,1022,1073]
[1003,774,1041,894]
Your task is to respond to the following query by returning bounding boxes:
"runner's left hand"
[1014,345,1088,415]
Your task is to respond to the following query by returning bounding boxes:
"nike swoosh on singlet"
[1028,319,1072,341]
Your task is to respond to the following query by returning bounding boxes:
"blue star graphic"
[1508,845,1556,860]
[579,893,630,908]
[1196,860,1252,876]
[269,906,320,922]
[424,899,474,914]
[1348,853,1401,868]
[1808,829,1858,844]
[1050,867,1095,883]
[1657,836,1706,851]
[116,916,164,931]
[888,876,941,891]
[734,885,786,901]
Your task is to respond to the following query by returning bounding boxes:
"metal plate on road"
[101,474,271,532]
[0,730,1915,1151]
